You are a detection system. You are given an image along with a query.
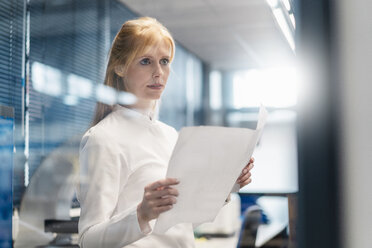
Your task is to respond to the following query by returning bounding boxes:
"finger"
[249,157,255,163]
[241,171,252,181]
[243,162,254,172]
[241,177,252,186]
[145,187,179,200]
[243,162,254,173]
[142,195,176,209]
[154,196,177,207]
[237,172,251,184]
[237,172,244,181]
[154,205,173,215]
[237,170,247,181]
[237,163,253,180]
[146,178,179,191]
[240,178,252,188]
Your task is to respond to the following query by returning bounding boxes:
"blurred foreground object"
[14,136,81,248]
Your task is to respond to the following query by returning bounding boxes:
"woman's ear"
[114,65,125,77]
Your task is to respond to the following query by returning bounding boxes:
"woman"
[77,17,254,248]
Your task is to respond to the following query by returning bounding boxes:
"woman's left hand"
[236,157,254,188]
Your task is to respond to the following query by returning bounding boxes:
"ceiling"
[120,0,295,71]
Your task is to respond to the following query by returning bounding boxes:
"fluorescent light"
[282,0,291,11]
[266,0,279,8]
[273,8,295,50]
[289,13,296,29]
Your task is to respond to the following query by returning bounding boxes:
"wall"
[338,0,372,247]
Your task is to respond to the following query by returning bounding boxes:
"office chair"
[237,205,262,248]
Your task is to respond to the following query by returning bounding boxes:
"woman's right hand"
[137,178,179,229]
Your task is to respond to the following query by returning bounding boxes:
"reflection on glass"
[31,62,62,97]
[5,0,299,247]
[67,74,93,99]
[0,106,14,248]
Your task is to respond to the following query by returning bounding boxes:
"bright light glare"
[233,67,298,108]
[282,0,291,11]
[67,74,93,98]
[289,13,296,29]
[266,0,279,8]
[117,91,137,105]
[273,9,295,50]
[96,85,117,105]
[63,95,79,106]
[31,62,62,96]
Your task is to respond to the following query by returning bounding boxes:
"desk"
[237,114,298,247]
[239,193,298,248]
[193,192,297,248]
[195,234,239,248]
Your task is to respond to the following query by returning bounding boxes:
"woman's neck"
[125,99,155,119]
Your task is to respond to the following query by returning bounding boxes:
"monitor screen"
[239,111,298,194]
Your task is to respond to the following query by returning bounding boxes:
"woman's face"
[124,40,171,102]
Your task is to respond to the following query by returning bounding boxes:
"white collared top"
[77,104,195,248]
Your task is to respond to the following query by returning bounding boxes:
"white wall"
[338,1,372,247]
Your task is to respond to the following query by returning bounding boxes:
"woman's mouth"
[147,84,163,90]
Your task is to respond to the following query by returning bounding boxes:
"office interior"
[0,0,371,247]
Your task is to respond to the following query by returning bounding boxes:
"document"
[154,105,268,234]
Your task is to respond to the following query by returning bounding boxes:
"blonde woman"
[77,17,254,248]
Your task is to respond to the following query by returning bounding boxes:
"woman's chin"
[146,92,163,100]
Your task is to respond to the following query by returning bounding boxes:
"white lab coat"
[77,104,195,248]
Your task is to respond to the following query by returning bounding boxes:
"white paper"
[154,105,268,234]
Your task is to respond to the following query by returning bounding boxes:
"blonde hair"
[91,17,175,126]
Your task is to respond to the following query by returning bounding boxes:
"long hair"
[91,17,175,127]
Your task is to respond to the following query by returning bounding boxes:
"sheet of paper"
[154,105,268,234]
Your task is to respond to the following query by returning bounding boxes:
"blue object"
[239,194,269,224]
[0,105,14,248]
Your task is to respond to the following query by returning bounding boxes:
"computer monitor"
[239,110,298,195]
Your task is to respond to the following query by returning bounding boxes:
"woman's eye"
[140,58,151,65]
[160,58,169,65]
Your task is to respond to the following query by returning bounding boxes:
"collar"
[113,104,157,124]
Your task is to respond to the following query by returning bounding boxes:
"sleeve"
[77,132,149,248]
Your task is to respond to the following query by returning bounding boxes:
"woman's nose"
[153,63,163,77]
